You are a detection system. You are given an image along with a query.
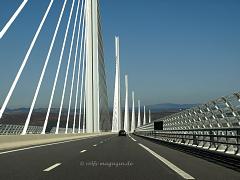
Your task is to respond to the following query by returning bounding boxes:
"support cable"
[41,0,71,134]
[78,24,86,133]
[0,0,28,39]
[54,0,76,134]
[66,0,85,134]
[73,19,85,133]
[0,0,54,119]
[21,0,68,135]
[55,0,76,134]
[82,93,86,133]
[64,0,82,134]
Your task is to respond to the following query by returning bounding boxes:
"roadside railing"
[135,127,240,156]
[0,124,42,135]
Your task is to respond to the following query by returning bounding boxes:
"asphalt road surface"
[0,134,240,180]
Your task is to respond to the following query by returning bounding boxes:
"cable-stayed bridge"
[0,0,110,135]
[0,0,240,179]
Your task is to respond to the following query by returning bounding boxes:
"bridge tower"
[148,109,151,123]
[131,91,136,132]
[124,75,129,132]
[112,36,121,132]
[85,0,110,133]
[143,106,146,125]
[137,100,141,127]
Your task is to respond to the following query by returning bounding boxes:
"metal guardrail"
[162,92,240,130]
[0,124,42,135]
[135,92,240,156]
[135,128,240,156]
[50,127,79,134]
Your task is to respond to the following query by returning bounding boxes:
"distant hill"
[147,103,199,112]
[3,103,198,114]
[5,108,30,113]
[4,108,68,114]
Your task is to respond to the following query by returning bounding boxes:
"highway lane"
[0,134,239,180]
[0,134,115,180]
[43,134,183,180]
[132,135,240,180]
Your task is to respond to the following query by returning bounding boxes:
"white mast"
[112,36,121,132]
[143,106,146,125]
[85,0,100,133]
[131,91,135,132]
[137,100,141,127]
[149,109,151,123]
[124,75,129,133]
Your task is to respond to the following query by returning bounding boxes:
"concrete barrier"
[0,132,115,151]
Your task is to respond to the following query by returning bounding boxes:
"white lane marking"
[93,144,97,147]
[43,163,61,172]
[0,0,28,39]
[100,141,103,143]
[128,134,137,142]
[80,150,87,153]
[0,136,95,155]
[138,143,195,180]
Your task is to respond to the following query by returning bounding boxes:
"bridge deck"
[0,134,239,180]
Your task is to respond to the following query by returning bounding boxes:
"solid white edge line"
[0,136,94,155]
[80,150,87,153]
[43,163,61,172]
[138,143,195,180]
[128,134,137,142]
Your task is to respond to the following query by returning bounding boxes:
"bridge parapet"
[162,92,240,130]
[135,92,240,156]
[135,128,240,156]
[0,124,42,135]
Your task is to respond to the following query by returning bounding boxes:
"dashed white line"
[43,163,61,172]
[100,141,103,143]
[138,143,195,180]
[93,144,97,147]
[80,150,87,153]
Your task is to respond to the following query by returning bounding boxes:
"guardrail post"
[237,129,240,155]
[193,131,197,145]
[209,130,215,149]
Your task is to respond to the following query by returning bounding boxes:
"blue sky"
[0,0,240,108]
[101,0,240,106]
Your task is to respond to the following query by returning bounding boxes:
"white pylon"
[112,36,121,132]
[149,109,151,123]
[85,0,100,133]
[131,91,135,132]
[124,75,129,133]
[137,100,141,127]
[143,106,146,125]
